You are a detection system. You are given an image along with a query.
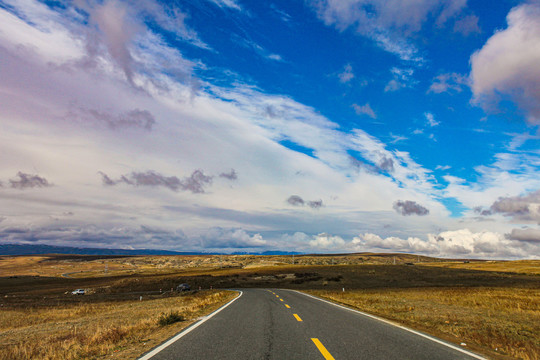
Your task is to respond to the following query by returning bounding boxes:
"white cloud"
[308,0,467,63]
[207,0,242,11]
[232,36,284,62]
[385,67,416,92]
[352,103,376,119]
[309,233,345,249]
[338,63,355,83]
[436,165,451,171]
[199,227,266,248]
[425,112,440,127]
[470,3,540,125]
[3,0,536,259]
[352,229,539,259]
[0,0,447,252]
[428,73,468,94]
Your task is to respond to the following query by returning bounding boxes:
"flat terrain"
[0,254,538,359]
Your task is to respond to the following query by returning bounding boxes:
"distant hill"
[0,244,303,256]
[0,244,203,256]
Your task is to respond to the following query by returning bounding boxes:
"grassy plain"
[0,289,236,360]
[0,253,538,359]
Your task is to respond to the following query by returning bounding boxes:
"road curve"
[139,288,484,360]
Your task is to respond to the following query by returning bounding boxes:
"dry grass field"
[421,259,540,275]
[0,290,236,360]
[0,253,538,359]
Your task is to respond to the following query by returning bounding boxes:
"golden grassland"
[421,259,540,275]
[1,254,538,359]
[308,287,539,360]
[0,290,236,360]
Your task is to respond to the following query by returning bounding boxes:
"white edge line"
[286,290,486,360]
[138,290,243,360]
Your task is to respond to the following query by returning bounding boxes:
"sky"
[0,0,539,259]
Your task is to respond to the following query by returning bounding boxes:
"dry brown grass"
[422,260,540,275]
[0,290,237,360]
[308,287,540,360]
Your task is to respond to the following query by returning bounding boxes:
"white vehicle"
[71,289,85,295]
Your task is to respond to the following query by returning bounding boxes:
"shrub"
[157,311,184,326]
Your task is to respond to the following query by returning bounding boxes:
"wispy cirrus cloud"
[384,67,416,92]
[308,0,467,63]
[352,103,376,119]
[454,14,481,36]
[428,73,468,94]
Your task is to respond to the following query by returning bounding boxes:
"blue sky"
[0,0,539,258]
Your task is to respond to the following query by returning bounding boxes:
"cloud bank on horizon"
[0,0,539,259]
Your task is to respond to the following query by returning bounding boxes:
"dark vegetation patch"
[1,264,538,310]
[157,311,185,326]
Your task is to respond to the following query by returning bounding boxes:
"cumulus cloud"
[353,229,539,259]
[507,228,540,243]
[199,227,266,248]
[9,172,52,189]
[99,170,213,193]
[489,189,540,222]
[393,200,429,216]
[338,63,354,83]
[352,232,436,253]
[309,233,345,249]
[470,3,540,125]
[352,103,376,119]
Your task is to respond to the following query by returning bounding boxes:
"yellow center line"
[311,338,335,360]
[280,298,284,302]
[293,313,302,322]
[285,304,290,308]
[276,295,279,298]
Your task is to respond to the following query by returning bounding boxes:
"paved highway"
[140,288,484,360]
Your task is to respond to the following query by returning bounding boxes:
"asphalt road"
[140,288,484,360]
